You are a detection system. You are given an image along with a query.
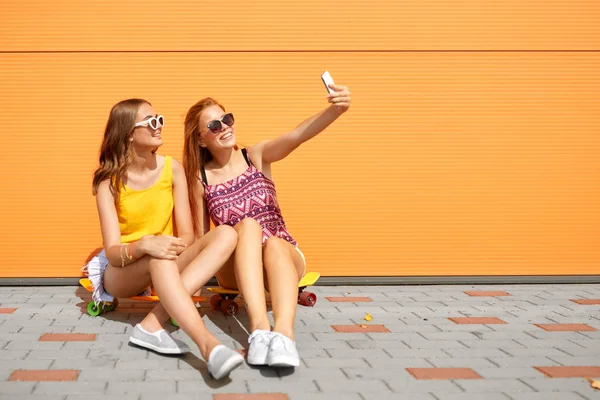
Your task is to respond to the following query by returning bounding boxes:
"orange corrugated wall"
[0,1,598,278]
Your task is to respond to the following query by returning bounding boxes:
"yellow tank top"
[118,155,174,243]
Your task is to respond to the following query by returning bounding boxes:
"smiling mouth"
[220,132,233,140]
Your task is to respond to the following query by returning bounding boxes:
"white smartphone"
[321,70,336,94]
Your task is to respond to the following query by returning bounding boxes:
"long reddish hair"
[92,98,151,197]
[182,98,226,235]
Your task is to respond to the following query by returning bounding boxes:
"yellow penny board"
[207,271,321,295]
[79,278,205,303]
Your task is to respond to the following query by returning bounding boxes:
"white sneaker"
[129,324,190,355]
[266,332,300,367]
[207,345,244,380]
[247,329,273,366]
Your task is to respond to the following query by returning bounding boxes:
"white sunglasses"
[134,115,165,130]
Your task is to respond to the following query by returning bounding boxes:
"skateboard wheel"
[299,291,317,307]
[221,300,239,316]
[170,318,179,327]
[87,301,102,317]
[210,294,222,310]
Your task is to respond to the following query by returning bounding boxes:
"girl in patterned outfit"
[90,99,243,379]
[182,83,351,367]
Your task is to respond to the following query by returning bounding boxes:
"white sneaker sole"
[129,336,187,355]
[267,354,300,368]
[210,354,244,380]
[247,352,269,366]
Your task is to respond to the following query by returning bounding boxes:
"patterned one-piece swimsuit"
[202,148,297,246]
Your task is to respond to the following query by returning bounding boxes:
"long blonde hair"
[92,98,150,197]
[182,98,226,235]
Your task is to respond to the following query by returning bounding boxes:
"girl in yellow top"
[88,98,243,379]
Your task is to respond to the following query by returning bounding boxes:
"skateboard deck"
[207,272,321,315]
[79,278,205,318]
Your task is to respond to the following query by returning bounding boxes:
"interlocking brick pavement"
[0,284,599,399]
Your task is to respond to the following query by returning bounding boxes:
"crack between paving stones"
[497,348,513,357]
[574,390,592,400]
[451,379,466,392]
[556,347,576,356]
[485,357,501,367]
[547,356,565,366]
[516,378,538,392]
[382,348,394,359]
[567,339,589,349]
[424,358,438,367]
[31,381,39,395]
[313,379,322,392]
[382,379,394,393]
[524,331,539,339]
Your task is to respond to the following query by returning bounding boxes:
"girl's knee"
[235,217,262,236]
[213,225,238,249]
[264,236,287,255]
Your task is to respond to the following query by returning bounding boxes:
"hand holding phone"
[321,71,336,94]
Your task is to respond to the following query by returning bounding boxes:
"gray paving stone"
[289,394,363,400]
[295,340,352,350]
[0,382,36,395]
[402,338,468,349]
[386,348,452,358]
[0,349,28,360]
[519,377,600,397]
[115,357,179,370]
[365,357,433,368]
[316,378,392,393]
[555,346,600,357]
[387,378,463,393]
[427,357,498,368]
[434,394,511,400]
[509,393,589,400]
[50,359,116,370]
[66,395,138,400]
[453,378,535,393]
[78,369,145,382]
[61,341,122,351]
[545,356,600,366]
[0,359,53,370]
[140,394,211,400]
[420,332,481,341]
[106,381,176,395]
[487,357,562,368]
[4,341,64,351]
[33,382,107,395]
[346,340,411,349]
[313,333,372,341]
[26,350,88,360]
[326,349,391,359]
[302,357,369,368]
[499,348,568,358]
[248,379,319,393]
[461,339,527,349]
[3,396,66,400]
[567,339,600,349]
[514,339,590,349]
